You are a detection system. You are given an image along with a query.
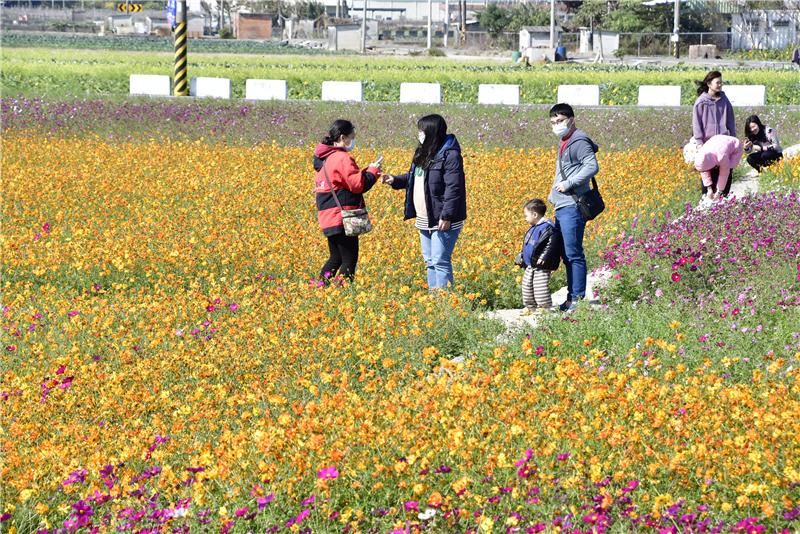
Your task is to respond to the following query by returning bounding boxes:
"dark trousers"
[746,149,782,172]
[700,167,732,197]
[321,234,359,281]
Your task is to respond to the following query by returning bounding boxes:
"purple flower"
[63,469,88,486]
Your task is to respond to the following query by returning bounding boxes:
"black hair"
[524,198,547,216]
[322,119,355,145]
[412,114,448,169]
[744,115,768,143]
[549,103,574,118]
[695,70,722,96]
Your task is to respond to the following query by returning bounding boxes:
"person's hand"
[438,219,451,231]
[743,139,752,151]
[536,258,545,266]
[556,183,567,193]
[753,144,762,152]
[370,159,383,169]
[381,174,394,185]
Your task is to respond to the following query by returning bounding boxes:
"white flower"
[418,508,436,521]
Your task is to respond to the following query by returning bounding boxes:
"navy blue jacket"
[521,219,561,271]
[391,134,467,225]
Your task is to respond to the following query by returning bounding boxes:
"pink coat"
[694,135,743,180]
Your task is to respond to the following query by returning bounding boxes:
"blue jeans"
[419,227,462,289]
[555,205,586,301]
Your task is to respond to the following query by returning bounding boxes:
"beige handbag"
[321,163,373,237]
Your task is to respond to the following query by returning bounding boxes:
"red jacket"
[313,144,379,236]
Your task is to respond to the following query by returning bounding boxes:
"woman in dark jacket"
[742,114,783,172]
[381,114,467,290]
[313,119,381,282]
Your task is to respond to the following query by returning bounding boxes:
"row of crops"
[2,44,799,104]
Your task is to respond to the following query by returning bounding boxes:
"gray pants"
[522,266,552,309]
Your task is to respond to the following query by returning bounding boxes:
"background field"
[2,45,800,104]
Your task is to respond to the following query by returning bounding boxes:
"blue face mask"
[345,138,356,152]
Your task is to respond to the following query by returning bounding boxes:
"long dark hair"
[322,119,355,145]
[695,70,722,96]
[744,115,768,143]
[412,114,448,169]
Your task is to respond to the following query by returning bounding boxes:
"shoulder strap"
[320,160,344,211]
[559,139,599,194]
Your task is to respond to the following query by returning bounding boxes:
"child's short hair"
[524,198,547,216]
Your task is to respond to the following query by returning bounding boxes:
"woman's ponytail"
[322,119,355,145]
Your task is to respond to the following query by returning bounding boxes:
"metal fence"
[617,32,733,57]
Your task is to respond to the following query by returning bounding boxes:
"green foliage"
[1,46,800,105]
[0,32,328,54]
[479,4,511,37]
[506,4,550,32]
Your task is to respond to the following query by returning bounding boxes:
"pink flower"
[234,507,249,518]
[256,494,274,510]
[294,509,310,524]
[228,303,239,312]
[206,305,216,313]
[514,448,533,467]
[671,273,681,282]
[317,466,339,479]
[404,501,419,512]
[622,479,639,493]
[68,310,80,317]
[557,452,570,461]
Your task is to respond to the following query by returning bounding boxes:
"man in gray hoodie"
[547,103,599,312]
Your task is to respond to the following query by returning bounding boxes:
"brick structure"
[234,12,272,39]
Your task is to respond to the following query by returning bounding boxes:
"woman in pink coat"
[694,135,743,201]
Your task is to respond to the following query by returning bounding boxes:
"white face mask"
[552,120,571,138]
[345,138,356,152]
[418,131,426,144]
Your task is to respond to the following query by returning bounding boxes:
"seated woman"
[743,115,783,172]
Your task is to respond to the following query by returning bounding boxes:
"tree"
[479,4,511,37]
[507,4,550,32]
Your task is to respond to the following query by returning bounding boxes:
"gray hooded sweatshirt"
[548,129,600,210]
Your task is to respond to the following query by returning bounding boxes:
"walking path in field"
[486,161,775,337]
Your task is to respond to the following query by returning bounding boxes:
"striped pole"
[173,0,188,96]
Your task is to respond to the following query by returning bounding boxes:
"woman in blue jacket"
[381,114,467,290]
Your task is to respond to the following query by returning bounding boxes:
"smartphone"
[374,154,384,165]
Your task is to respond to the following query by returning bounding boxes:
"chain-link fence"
[617,32,732,57]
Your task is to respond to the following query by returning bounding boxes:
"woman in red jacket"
[313,120,381,282]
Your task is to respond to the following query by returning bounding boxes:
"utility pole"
[460,0,466,46]
[173,0,188,96]
[444,0,449,47]
[360,0,367,53]
[672,0,680,58]
[427,0,432,49]
[549,0,555,49]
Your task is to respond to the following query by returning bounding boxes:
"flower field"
[2,101,800,534]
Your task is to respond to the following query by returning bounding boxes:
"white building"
[731,9,800,50]
[519,25,561,51]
